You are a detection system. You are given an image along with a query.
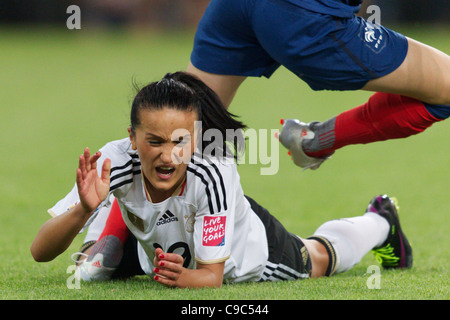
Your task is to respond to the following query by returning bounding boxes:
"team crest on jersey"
[202,216,226,246]
[185,210,196,233]
[127,210,145,232]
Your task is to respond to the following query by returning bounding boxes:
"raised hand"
[76,147,111,214]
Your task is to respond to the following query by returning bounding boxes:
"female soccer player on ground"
[186,0,449,169]
[31,72,412,288]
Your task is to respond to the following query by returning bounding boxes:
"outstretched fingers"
[78,151,87,180]
[101,158,111,184]
[83,147,91,171]
[78,148,103,178]
[90,151,102,172]
[75,148,111,213]
[75,167,83,188]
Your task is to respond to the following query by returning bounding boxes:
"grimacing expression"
[129,107,198,202]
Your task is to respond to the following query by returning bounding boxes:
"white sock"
[313,212,389,273]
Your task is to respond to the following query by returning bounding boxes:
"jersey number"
[153,242,191,268]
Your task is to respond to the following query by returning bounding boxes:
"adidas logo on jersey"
[156,210,179,226]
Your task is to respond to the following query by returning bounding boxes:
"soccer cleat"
[76,253,117,281]
[72,235,123,281]
[368,195,413,269]
[278,119,331,170]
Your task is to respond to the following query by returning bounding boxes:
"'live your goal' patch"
[202,216,226,246]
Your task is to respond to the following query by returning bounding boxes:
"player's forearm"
[30,203,93,262]
[173,267,224,288]
[154,262,224,288]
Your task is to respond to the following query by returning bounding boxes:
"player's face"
[129,107,198,202]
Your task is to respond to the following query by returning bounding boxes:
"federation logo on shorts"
[202,216,226,246]
[359,22,386,54]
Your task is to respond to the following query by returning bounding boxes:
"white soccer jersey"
[49,138,269,283]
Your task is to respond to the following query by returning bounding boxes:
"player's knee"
[303,239,329,278]
[434,84,450,105]
[423,76,450,105]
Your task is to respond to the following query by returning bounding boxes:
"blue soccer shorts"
[190,0,409,91]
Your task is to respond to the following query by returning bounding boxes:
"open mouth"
[155,166,175,180]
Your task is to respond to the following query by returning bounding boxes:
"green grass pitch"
[0,24,448,301]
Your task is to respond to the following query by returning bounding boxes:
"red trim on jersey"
[179,180,186,196]
[144,186,150,202]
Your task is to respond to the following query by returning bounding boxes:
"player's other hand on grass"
[153,247,185,287]
[76,147,111,214]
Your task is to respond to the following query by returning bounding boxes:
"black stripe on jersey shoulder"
[110,167,141,183]
[110,157,140,174]
[110,177,136,192]
[191,159,222,212]
[190,154,228,212]
[200,156,228,211]
[186,166,214,214]
[109,155,141,191]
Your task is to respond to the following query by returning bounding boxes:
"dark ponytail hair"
[130,71,246,160]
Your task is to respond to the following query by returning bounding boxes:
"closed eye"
[148,140,163,146]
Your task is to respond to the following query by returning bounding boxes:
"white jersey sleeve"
[188,155,238,265]
[47,138,137,231]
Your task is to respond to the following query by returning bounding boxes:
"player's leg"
[77,198,130,281]
[246,193,410,280]
[301,238,332,278]
[292,92,446,160]
[362,37,450,105]
[188,0,280,108]
[187,61,246,108]
[309,194,412,275]
[272,13,449,167]
[72,204,110,265]
[245,196,313,281]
